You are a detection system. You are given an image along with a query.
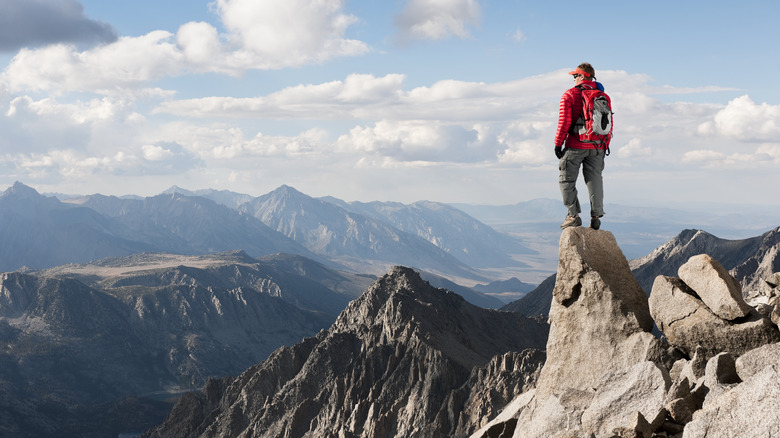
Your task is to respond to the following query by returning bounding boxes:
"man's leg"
[559,149,586,217]
[582,149,605,218]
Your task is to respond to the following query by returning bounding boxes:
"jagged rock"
[683,364,780,437]
[446,349,545,437]
[734,342,780,381]
[649,275,780,359]
[666,397,694,426]
[537,228,663,397]
[766,272,780,288]
[145,266,549,438]
[507,229,667,438]
[677,254,752,320]
[703,352,739,387]
[470,390,535,438]
[700,352,741,408]
[664,377,695,424]
[580,361,670,437]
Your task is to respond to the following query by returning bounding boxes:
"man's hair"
[577,62,596,80]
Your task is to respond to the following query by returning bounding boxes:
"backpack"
[570,84,613,154]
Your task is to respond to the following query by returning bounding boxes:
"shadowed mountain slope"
[0,251,370,438]
[144,266,549,438]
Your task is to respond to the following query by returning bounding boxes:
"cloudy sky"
[0,0,778,208]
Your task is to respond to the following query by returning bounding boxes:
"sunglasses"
[572,74,581,79]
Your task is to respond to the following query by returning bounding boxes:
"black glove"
[554,146,564,159]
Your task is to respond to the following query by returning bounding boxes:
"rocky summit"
[475,228,780,438]
[144,266,549,438]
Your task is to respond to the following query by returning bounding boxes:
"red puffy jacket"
[554,81,599,150]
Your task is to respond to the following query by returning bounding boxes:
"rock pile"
[474,228,780,438]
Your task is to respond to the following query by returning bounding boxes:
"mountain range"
[2,182,536,290]
[1,179,779,436]
[0,250,372,437]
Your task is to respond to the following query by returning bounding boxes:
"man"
[554,62,609,230]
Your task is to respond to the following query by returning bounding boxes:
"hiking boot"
[560,215,582,229]
[590,216,601,230]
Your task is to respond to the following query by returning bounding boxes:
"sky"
[0,0,779,209]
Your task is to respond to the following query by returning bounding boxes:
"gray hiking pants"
[558,148,605,218]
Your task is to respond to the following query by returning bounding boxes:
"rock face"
[144,267,549,438]
[536,228,664,398]
[477,231,780,438]
[471,228,670,438]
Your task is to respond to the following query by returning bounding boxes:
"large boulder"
[536,228,664,397]
[649,275,780,359]
[677,254,751,320]
[683,364,780,437]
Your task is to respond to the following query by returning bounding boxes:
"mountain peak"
[334,266,547,369]
[161,185,191,196]
[1,181,43,200]
[269,184,305,199]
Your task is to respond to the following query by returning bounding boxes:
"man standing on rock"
[554,62,612,230]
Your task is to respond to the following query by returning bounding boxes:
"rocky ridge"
[144,267,549,437]
[475,228,780,437]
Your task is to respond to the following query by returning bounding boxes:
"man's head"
[569,62,596,84]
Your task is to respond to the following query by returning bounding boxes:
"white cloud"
[1,0,368,94]
[699,95,780,141]
[616,138,651,158]
[7,95,126,123]
[176,21,222,67]
[395,0,481,41]
[154,73,559,122]
[142,144,174,161]
[3,31,183,93]
[212,0,368,69]
[154,73,406,119]
[337,119,508,163]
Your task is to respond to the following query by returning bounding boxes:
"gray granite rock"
[677,254,752,320]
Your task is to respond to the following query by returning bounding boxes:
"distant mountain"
[0,251,370,438]
[161,185,254,209]
[67,191,324,263]
[0,182,154,272]
[240,185,489,283]
[502,274,557,317]
[631,227,780,294]
[419,271,505,309]
[145,267,549,438]
[473,277,537,303]
[321,197,534,269]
